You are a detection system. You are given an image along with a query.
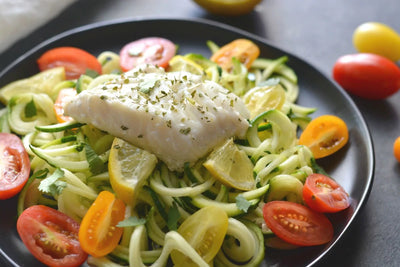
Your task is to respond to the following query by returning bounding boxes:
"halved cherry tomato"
[78,190,126,257]
[171,206,228,266]
[303,173,350,213]
[54,88,77,123]
[0,133,30,200]
[262,201,334,246]
[119,37,176,72]
[17,205,88,267]
[211,39,260,71]
[332,53,400,99]
[299,115,349,159]
[37,47,102,80]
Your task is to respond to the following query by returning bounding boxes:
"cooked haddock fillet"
[65,64,250,171]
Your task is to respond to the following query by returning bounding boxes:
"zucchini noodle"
[1,40,327,267]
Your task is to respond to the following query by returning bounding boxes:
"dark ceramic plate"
[0,18,374,267]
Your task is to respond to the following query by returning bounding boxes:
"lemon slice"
[203,138,255,191]
[243,84,286,119]
[108,137,158,205]
[168,55,205,75]
[0,67,66,104]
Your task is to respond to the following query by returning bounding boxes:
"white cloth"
[0,0,77,53]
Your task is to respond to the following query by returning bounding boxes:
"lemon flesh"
[108,137,158,205]
[0,67,65,104]
[203,138,255,191]
[168,55,205,75]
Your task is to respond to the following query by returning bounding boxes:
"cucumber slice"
[35,120,85,132]
[266,174,303,203]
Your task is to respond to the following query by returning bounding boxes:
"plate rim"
[0,17,375,267]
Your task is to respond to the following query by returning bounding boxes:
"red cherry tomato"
[303,173,350,213]
[119,37,176,71]
[37,47,102,80]
[332,53,400,99]
[0,133,30,200]
[262,201,334,246]
[17,205,88,267]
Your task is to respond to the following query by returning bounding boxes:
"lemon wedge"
[203,138,255,191]
[243,84,286,119]
[108,137,158,205]
[0,67,66,104]
[168,55,205,75]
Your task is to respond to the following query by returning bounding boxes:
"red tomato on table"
[332,53,400,99]
[303,173,350,213]
[17,205,88,267]
[0,133,30,200]
[119,37,176,71]
[37,47,102,80]
[262,201,334,246]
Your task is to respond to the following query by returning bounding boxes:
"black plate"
[0,18,374,267]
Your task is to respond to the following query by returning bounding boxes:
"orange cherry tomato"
[299,115,349,159]
[54,88,77,123]
[394,136,400,163]
[303,173,350,213]
[78,191,126,257]
[37,47,102,80]
[211,39,260,71]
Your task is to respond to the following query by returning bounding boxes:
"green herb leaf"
[24,98,37,118]
[85,69,100,78]
[117,216,147,228]
[139,77,158,94]
[38,168,66,196]
[236,194,252,213]
[167,202,181,231]
[85,142,107,175]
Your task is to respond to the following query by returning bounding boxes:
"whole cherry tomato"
[332,53,400,99]
[353,22,400,61]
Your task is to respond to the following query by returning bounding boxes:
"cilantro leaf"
[38,168,66,196]
[236,194,252,213]
[24,98,37,118]
[117,216,147,228]
[167,202,181,231]
[84,142,107,175]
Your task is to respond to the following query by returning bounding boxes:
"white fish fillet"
[65,64,250,171]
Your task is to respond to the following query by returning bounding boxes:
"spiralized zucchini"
[2,41,323,267]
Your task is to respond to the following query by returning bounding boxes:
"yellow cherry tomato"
[353,22,400,61]
[171,206,229,266]
[193,0,262,16]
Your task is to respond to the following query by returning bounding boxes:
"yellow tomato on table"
[193,0,262,16]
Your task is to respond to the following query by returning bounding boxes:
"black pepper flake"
[121,125,129,130]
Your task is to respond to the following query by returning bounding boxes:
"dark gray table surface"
[0,0,399,266]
